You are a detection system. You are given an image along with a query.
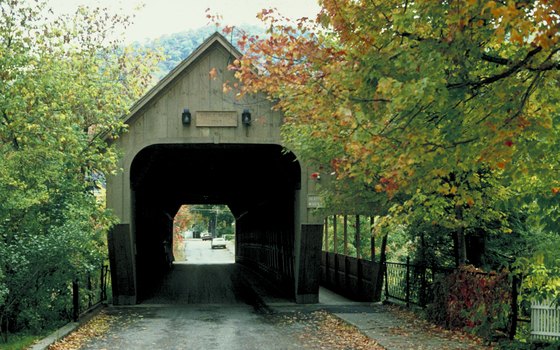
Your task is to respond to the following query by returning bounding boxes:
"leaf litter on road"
[384,304,495,349]
[48,310,116,350]
[276,310,385,349]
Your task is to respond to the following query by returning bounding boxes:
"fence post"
[420,264,427,307]
[406,256,411,307]
[355,215,361,259]
[333,216,339,288]
[510,274,520,340]
[333,215,338,254]
[324,217,329,251]
[343,215,348,256]
[370,217,375,262]
[376,233,388,301]
[72,279,79,322]
[87,272,92,309]
[101,265,107,301]
[384,261,389,301]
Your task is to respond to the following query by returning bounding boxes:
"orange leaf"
[209,67,218,79]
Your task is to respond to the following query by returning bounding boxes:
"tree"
[229,0,560,267]
[0,0,160,339]
[186,205,235,237]
[173,205,194,235]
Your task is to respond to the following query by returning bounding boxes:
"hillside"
[133,26,264,79]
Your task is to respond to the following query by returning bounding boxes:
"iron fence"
[384,258,452,307]
[384,259,525,340]
[72,264,110,321]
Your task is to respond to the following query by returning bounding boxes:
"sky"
[48,0,322,42]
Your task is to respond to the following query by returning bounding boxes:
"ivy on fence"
[427,265,513,340]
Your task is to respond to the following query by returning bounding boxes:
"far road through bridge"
[106,33,324,305]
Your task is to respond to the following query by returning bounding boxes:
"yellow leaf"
[481,0,496,14]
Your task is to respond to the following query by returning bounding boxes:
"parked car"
[201,232,212,241]
[211,237,227,249]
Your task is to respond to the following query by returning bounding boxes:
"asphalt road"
[181,237,235,265]
[80,238,305,350]
[77,238,492,350]
[80,304,306,350]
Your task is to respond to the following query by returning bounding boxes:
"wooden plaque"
[195,111,238,127]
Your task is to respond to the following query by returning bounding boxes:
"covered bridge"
[106,32,324,305]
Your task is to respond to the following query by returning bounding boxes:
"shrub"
[427,265,512,340]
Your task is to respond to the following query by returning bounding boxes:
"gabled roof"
[124,32,243,124]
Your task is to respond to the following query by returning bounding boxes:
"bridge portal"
[106,33,323,304]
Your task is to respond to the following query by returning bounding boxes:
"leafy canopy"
[0,0,160,337]
[230,0,560,236]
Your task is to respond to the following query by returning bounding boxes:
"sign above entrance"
[196,111,238,127]
[307,194,325,209]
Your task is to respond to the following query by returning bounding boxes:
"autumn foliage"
[226,0,560,265]
[427,266,512,340]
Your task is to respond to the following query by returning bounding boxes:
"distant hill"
[132,26,265,80]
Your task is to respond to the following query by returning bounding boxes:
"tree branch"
[423,137,478,151]
[528,47,560,72]
[348,96,391,103]
[481,53,511,65]
[447,47,542,89]
[505,71,542,124]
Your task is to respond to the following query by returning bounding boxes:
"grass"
[1,332,44,350]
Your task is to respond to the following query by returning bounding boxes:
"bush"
[427,265,512,340]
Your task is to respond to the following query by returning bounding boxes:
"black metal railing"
[384,258,451,307]
[72,264,110,321]
[384,259,524,340]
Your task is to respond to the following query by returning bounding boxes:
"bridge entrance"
[130,143,301,301]
[106,33,324,305]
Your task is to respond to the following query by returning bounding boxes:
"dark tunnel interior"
[130,143,302,301]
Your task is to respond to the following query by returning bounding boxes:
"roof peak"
[126,32,242,122]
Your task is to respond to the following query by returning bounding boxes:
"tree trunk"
[1,314,8,343]
[465,231,485,267]
[454,205,467,267]
[373,232,388,301]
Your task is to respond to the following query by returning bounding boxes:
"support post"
[370,216,375,262]
[343,215,348,256]
[333,215,338,254]
[107,224,137,305]
[324,217,329,252]
[101,265,107,301]
[384,261,389,301]
[376,233,388,301]
[333,215,339,288]
[295,224,323,303]
[355,215,361,259]
[87,273,92,309]
[406,256,411,307]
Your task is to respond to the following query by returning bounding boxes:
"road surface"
[181,237,235,265]
[81,238,304,349]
